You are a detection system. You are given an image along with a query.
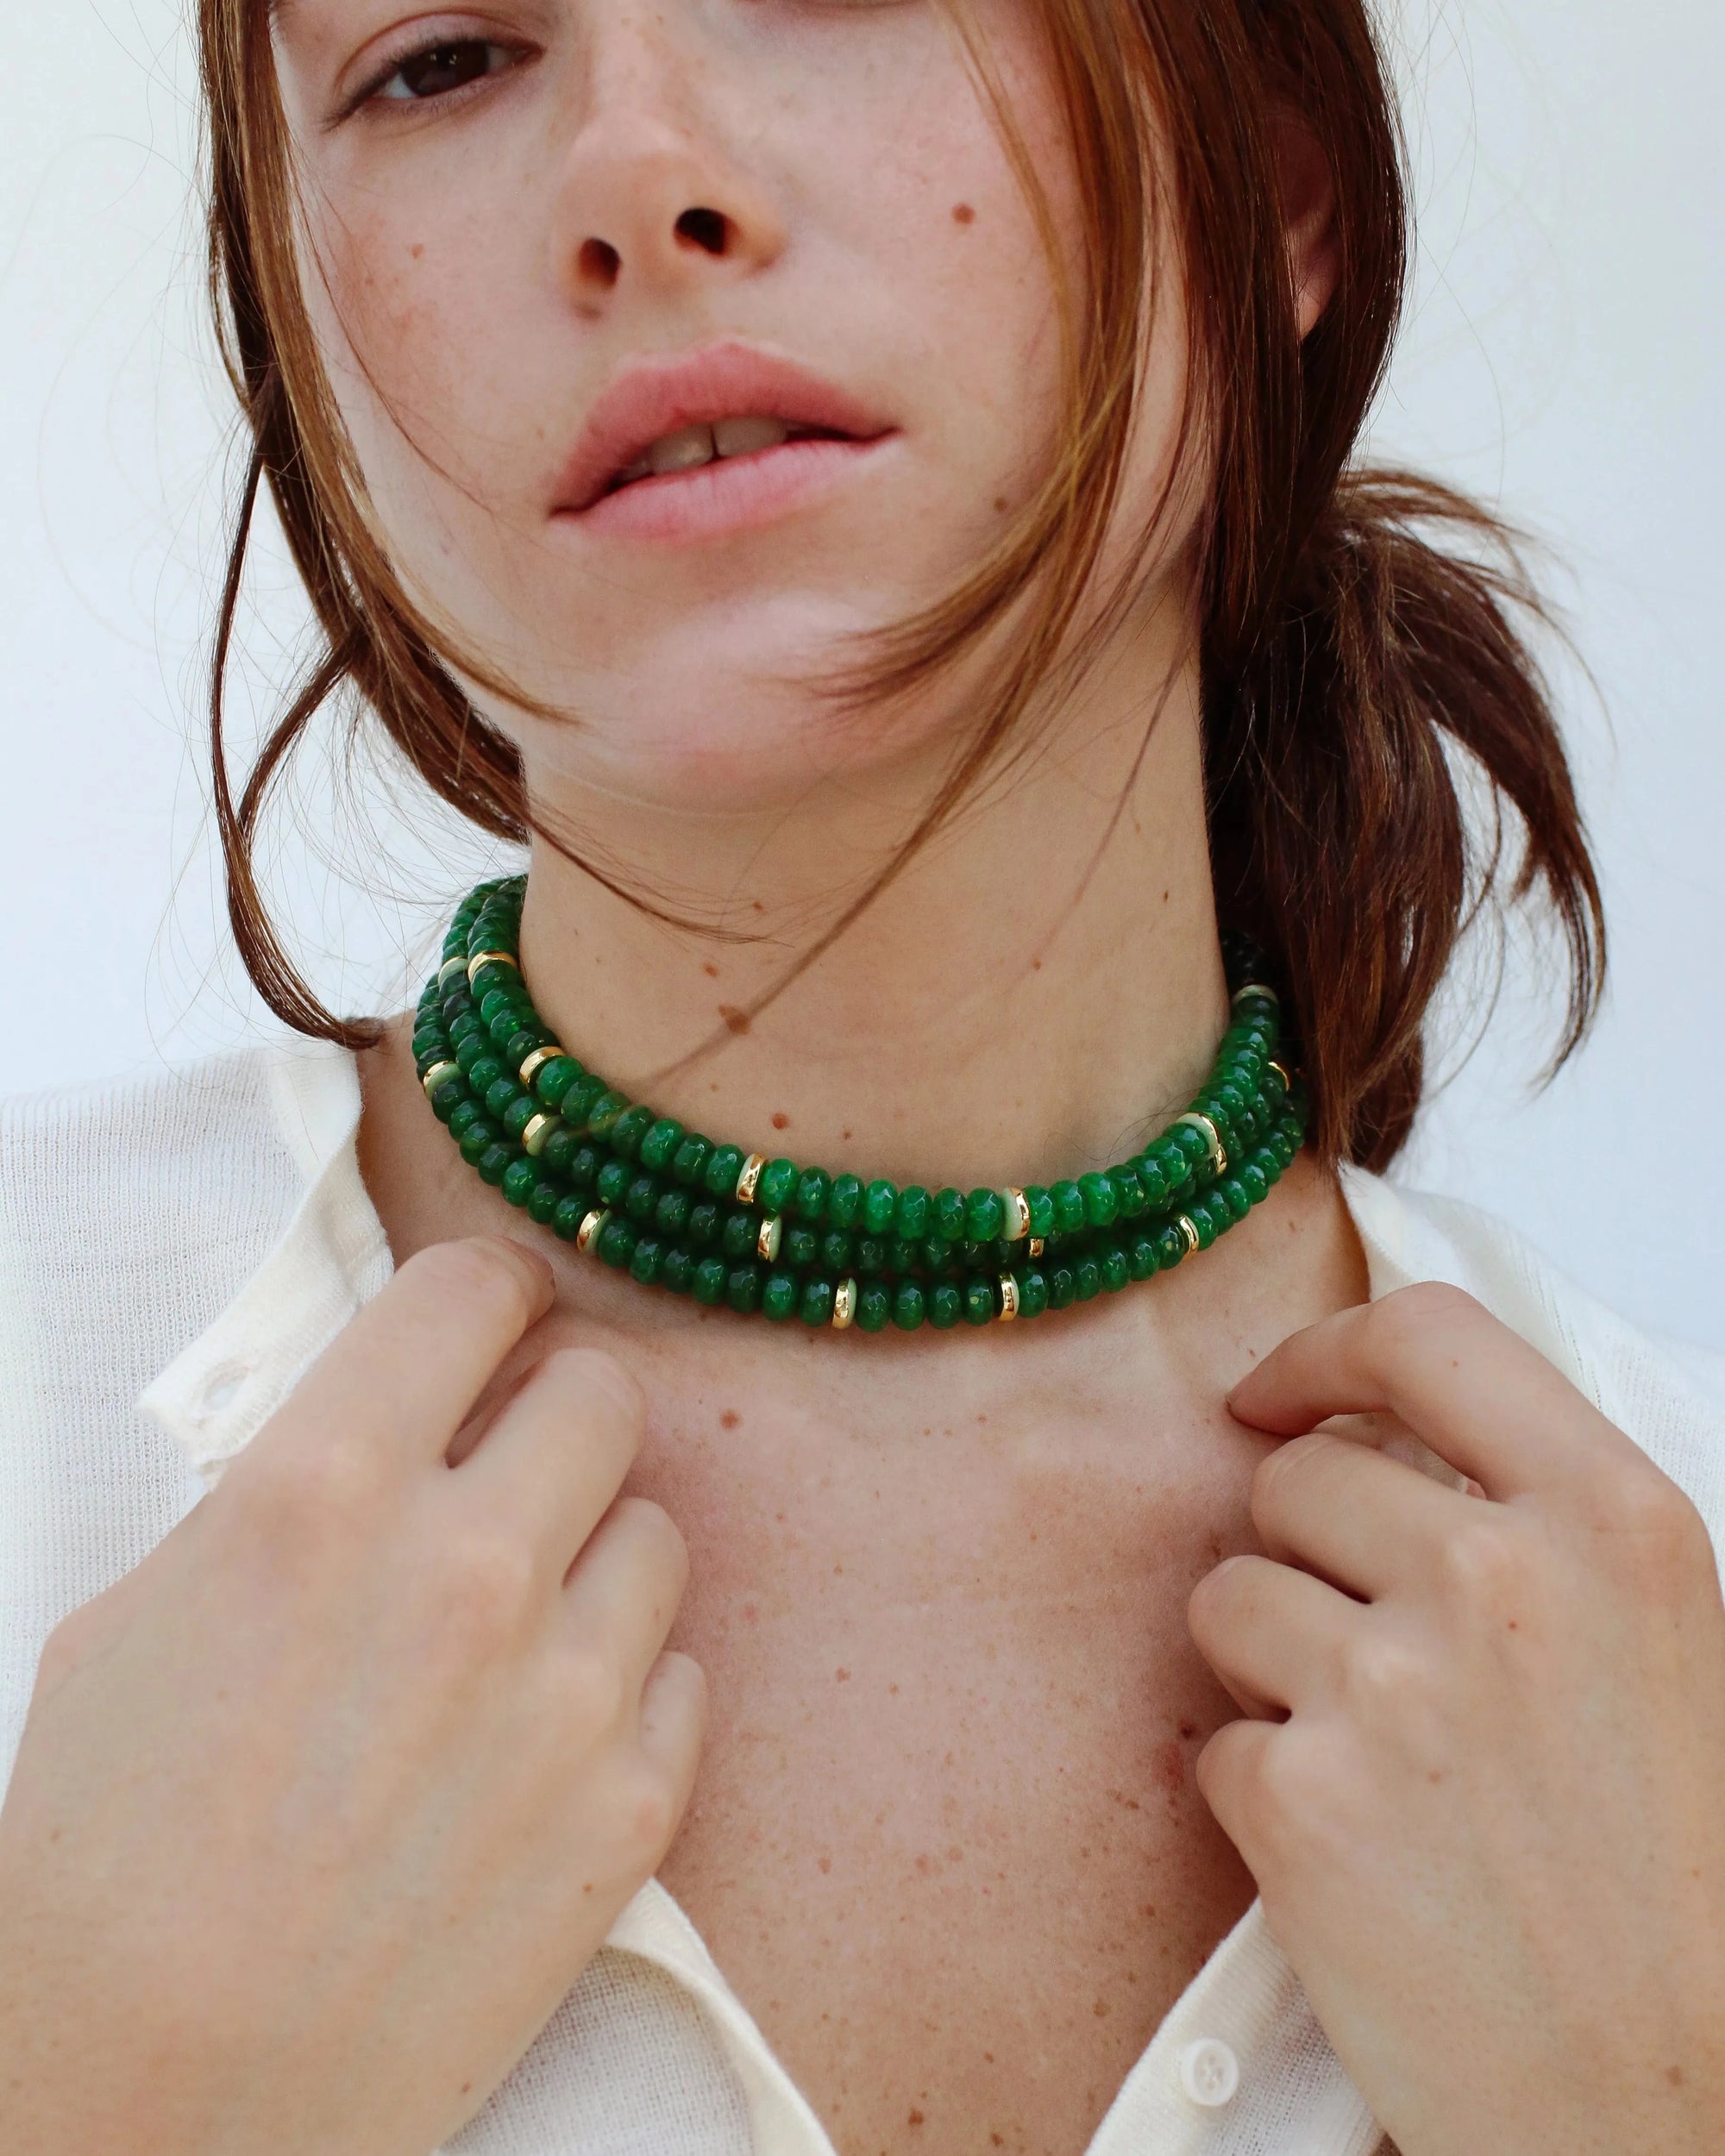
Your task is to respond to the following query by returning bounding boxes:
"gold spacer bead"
[831,1278,857,1330]
[574,1206,610,1255]
[1174,1110,1228,1178]
[518,1044,565,1089]
[735,1152,767,1206]
[757,1215,782,1263]
[522,1112,560,1158]
[1000,1187,1031,1241]
[998,1274,1020,1322]
[1027,1236,1045,1260]
[420,1060,461,1099]
[1232,981,1279,1012]
[437,955,469,989]
[467,949,519,986]
[1267,1058,1292,1094]
[1176,1214,1201,1257]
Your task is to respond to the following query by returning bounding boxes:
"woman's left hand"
[1187,1282,1725,2156]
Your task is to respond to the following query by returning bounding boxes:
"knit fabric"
[3,1034,1721,2155]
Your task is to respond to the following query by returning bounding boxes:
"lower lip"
[555,433,896,546]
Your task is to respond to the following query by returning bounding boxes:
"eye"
[369,38,520,104]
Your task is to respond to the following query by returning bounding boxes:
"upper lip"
[551,339,894,513]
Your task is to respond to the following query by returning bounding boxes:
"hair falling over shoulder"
[198,0,1603,1171]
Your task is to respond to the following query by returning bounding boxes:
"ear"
[1270,105,1341,339]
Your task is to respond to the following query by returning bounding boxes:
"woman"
[1,0,1721,2151]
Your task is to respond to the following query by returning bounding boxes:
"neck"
[511,635,1226,1193]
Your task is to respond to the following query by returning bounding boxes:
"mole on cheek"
[951,202,975,226]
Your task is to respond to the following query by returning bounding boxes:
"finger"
[1193,1714,1277,1868]
[1227,1285,1633,1502]
[260,1238,554,1472]
[1188,1553,1358,1715]
[638,1650,708,1779]
[561,1496,691,1692]
[1251,1428,1480,1601]
[455,1349,645,1587]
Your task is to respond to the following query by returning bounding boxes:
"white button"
[1178,2037,1239,2108]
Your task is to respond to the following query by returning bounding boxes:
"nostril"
[578,236,621,288]
[674,206,730,256]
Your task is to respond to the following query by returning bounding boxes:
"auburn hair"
[197,0,1603,1171]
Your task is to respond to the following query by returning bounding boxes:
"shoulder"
[1340,1166,1725,1535]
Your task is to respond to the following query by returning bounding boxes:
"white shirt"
[3,1034,1722,2156]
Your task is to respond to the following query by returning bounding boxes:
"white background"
[2,3,1720,1347]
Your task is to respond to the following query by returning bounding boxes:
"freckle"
[411,241,425,259]
[1093,1997,1110,2018]
[843,1129,852,1141]
[773,1111,789,1129]
[1178,1720,1196,1739]
[719,1004,751,1035]
[1668,2065,1684,2086]
[752,899,764,912]
[951,202,975,224]
[582,1882,593,1893]
[991,2137,1004,2148]
[1151,1739,1183,1794]
[1507,1619,1518,1631]
[915,1853,932,1875]
[908,2110,925,2128]
[703,961,719,977]
[819,1854,832,1873]
[1428,1768,1444,1783]
[461,2079,472,2093]
[993,494,1008,513]
[947,1846,963,1862]
[888,1683,900,1695]
[720,1408,739,1428]
[836,1667,851,1682]
[743,1601,758,1621]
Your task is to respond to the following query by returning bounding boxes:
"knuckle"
[1434,1512,1529,1614]
[1364,1281,1482,1364]
[618,1496,690,1589]
[439,1529,538,1639]
[620,1764,681,1857]
[1251,1431,1333,1515]
[555,1348,647,1438]
[405,1237,543,1330]
[237,1436,391,1535]
[555,1643,629,1734]
[1591,1463,1712,1589]
[1339,1628,1427,1716]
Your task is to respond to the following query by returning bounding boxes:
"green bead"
[692,1257,727,1307]
[1107,1165,1146,1219]
[799,1276,836,1327]
[894,1185,930,1238]
[862,1179,899,1235]
[596,1157,631,1206]
[819,1229,854,1274]
[1217,1175,1251,1223]
[1127,1232,1159,1282]
[655,1188,692,1238]
[932,1187,968,1243]
[552,1194,587,1241]
[964,1188,1004,1242]
[1077,1172,1118,1229]
[687,1200,721,1246]
[795,1166,831,1222]
[891,1280,925,1331]
[564,1075,607,1129]
[963,1279,994,1326]
[726,1265,762,1315]
[1073,1255,1101,1301]
[783,1223,819,1270]
[1098,1244,1130,1294]
[501,1094,536,1141]
[758,1157,798,1213]
[638,1117,685,1171]
[1050,1180,1087,1234]
[1240,1163,1270,1205]
[596,1218,637,1269]
[928,1282,963,1329]
[827,1173,863,1230]
[1156,1221,1189,1269]
[1046,1264,1076,1310]
[624,1175,658,1224]
[856,1282,892,1332]
[762,1271,799,1322]
[1136,1154,1170,1207]
[535,1056,581,1107]
[485,1076,518,1121]
[722,1210,758,1261]
[501,1157,536,1208]
[1014,1267,1050,1319]
[527,1177,561,1227]
[467,1056,505,1096]
[855,1236,888,1275]
[630,1237,665,1286]
[1024,1186,1057,1239]
[607,1105,656,1160]
[662,1248,695,1294]
[586,1089,630,1138]
[447,1098,484,1143]
[672,1133,712,1186]
[479,1142,518,1188]
[1190,1201,1219,1250]
[563,1142,602,1191]
[504,1031,542,1070]
[704,1144,745,1199]
[886,1237,919,1275]
[430,1079,468,1125]
[457,1119,499,1164]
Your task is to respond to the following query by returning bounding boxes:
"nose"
[554,16,787,311]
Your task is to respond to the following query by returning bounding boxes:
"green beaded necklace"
[411,875,1308,1336]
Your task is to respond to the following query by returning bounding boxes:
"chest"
[620,1332,1268,2156]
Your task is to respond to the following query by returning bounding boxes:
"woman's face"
[272,0,1183,815]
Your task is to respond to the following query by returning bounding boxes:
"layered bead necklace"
[411,875,1308,1336]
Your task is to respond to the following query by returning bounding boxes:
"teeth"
[647,424,716,476]
[712,415,789,457]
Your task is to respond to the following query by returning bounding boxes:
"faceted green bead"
[477,1142,517,1188]
[856,1282,892,1332]
[964,1188,1004,1243]
[785,1224,819,1270]
[502,1094,536,1141]
[586,1089,630,1139]
[624,1175,658,1225]
[855,1236,888,1276]
[1217,1176,1251,1223]
[596,1218,637,1269]
[1156,1220,1189,1269]
[501,1157,536,1208]
[1024,1186,1057,1239]
[535,1056,581,1107]
[963,1279,994,1326]
[1073,1256,1101,1301]
[552,1194,587,1242]
[799,1277,836,1327]
[1050,1180,1087,1235]
[454,1034,487,1076]
[672,1133,712,1187]
[478,987,518,1028]
[894,1185,930,1239]
[662,1248,695,1295]
[795,1167,831,1222]
[885,1237,920,1275]
[527,1177,561,1227]
[655,1188,692,1238]
[756,1157,795,1214]
[1046,1264,1076,1310]
[920,1237,950,1276]
[722,1210,758,1261]
[762,1271,799,1322]
[564,1075,607,1129]
[1107,1165,1146,1219]
[447,1097,484,1143]
[638,1117,685,1172]
[562,1142,602,1192]
[1127,1232,1159,1282]
[630,1237,665,1287]
[430,1079,469,1125]
[457,1119,499,1164]
[468,1056,505,1097]
[1078,1172,1118,1229]
[595,1157,631,1206]
[819,1229,854,1275]
[692,1257,727,1307]
[705,1144,745,1199]
[862,1179,899,1235]
[928,1282,963,1330]
[829,1173,863,1230]
[1098,1244,1130,1294]
[1240,1162,1270,1205]
[1015,1267,1050,1319]
[504,1031,542,1070]
[608,1105,656,1160]
[891,1280,925,1331]
[687,1200,722,1246]
[932,1187,968,1243]
[485,1076,518,1122]
[726,1265,762,1315]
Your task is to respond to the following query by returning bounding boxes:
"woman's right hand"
[0,1236,706,2156]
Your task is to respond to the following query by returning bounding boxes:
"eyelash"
[348,33,531,117]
